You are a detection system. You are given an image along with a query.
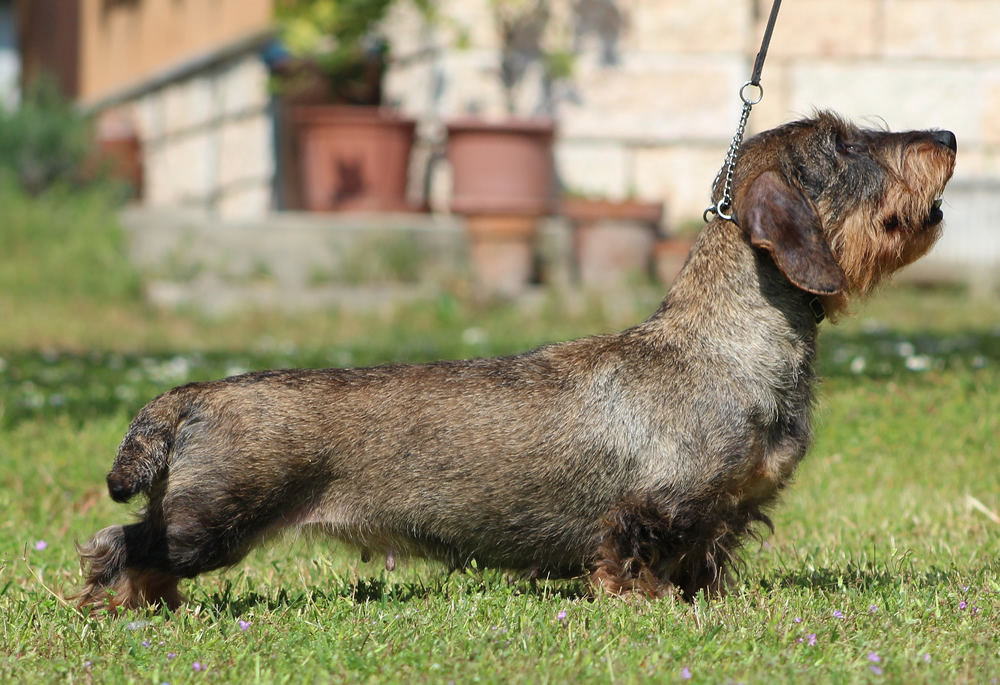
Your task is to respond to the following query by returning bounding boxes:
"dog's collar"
[808,296,826,324]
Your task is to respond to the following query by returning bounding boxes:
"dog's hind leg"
[74,496,278,614]
[74,522,183,614]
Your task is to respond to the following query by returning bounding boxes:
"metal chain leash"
[704,0,782,225]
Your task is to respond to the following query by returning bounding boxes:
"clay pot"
[446,117,556,215]
[90,109,143,197]
[653,237,697,286]
[464,213,538,296]
[291,106,416,212]
[446,117,556,294]
[561,198,664,287]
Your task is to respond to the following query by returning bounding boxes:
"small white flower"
[462,327,488,346]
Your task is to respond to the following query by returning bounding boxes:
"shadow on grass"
[4,326,998,430]
[759,563,993,593]
[816,327,1000,378]
[201,573,591,617]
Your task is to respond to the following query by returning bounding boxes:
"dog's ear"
[739,170,847,295]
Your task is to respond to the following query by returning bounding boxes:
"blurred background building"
[3,0,998,297]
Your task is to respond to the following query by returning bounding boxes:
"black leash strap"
[704,0,783,224]
[750,0,782,87]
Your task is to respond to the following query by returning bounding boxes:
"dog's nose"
[932,130,957,152]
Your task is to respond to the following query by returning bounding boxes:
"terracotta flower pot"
[292,106,416,212]
[561,197,664,287]
[86,109,143,197]
[446,117,556,294]
[464,213,539,297]
[446,117,556,215]
[653,237,697,286]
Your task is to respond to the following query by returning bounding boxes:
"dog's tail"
[106,386,194,503]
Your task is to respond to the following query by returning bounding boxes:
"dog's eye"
[836,138,867,156]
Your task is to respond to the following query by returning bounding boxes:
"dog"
[73,112,957,613]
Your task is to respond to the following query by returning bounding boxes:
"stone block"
[744,62,796,134]
[162,76,218,136]
[383,60,437,114]
[218,114,274,189]
[787,61,982,143]
[981,73,1000,146]
[161,131,214,202]
[143,143,174,205]
[633,144,729,227]
[216,181,273,219]
[561,55,745,142]
[383,0,439,59]
[436,49,508,117]
[629,0,751,55]
[884,0,1000,59]
[555,140,631,200]
[764,0,878,58]
[437,0,502,51]
[135,90,166,142]
[219,56,270,118]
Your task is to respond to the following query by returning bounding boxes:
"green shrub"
[0,77,92,194]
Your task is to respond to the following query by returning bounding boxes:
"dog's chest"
[727,371,814,507]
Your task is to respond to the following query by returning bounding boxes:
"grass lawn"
[1,185,999,683]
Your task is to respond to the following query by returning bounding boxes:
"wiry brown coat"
[74,112,957,612]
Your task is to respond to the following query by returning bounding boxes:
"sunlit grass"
[1,185,999,683]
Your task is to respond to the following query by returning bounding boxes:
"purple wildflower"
[34,540,47,551]
[807,634,816,646]
[869,605,878,614]
[922,654,932,663]
[959,601,967,610]
[681,666,692,680]
[166,653,176,660]
[239,620,251,631]
[794,617,802,623]
[832,609,844,619]
[192,662,204,672]
[142,640,151,648]
[557,610,567,621]
[868,652,881,662]
[871,665,883,676]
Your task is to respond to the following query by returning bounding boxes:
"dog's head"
[729,112,957,315]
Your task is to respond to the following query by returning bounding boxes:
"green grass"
[1,186,999,682]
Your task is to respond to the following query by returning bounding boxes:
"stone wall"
[128,47,276,219]
[383,0,1000,230]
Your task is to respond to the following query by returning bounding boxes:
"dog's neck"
[642,219,821,367]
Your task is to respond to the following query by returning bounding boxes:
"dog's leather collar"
[808,296,826,324]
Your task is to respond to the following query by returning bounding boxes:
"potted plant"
[445,0,574,294]
[273,0,430,212]
[560,193,664,287]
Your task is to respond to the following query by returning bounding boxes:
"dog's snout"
[932,130,957,152]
